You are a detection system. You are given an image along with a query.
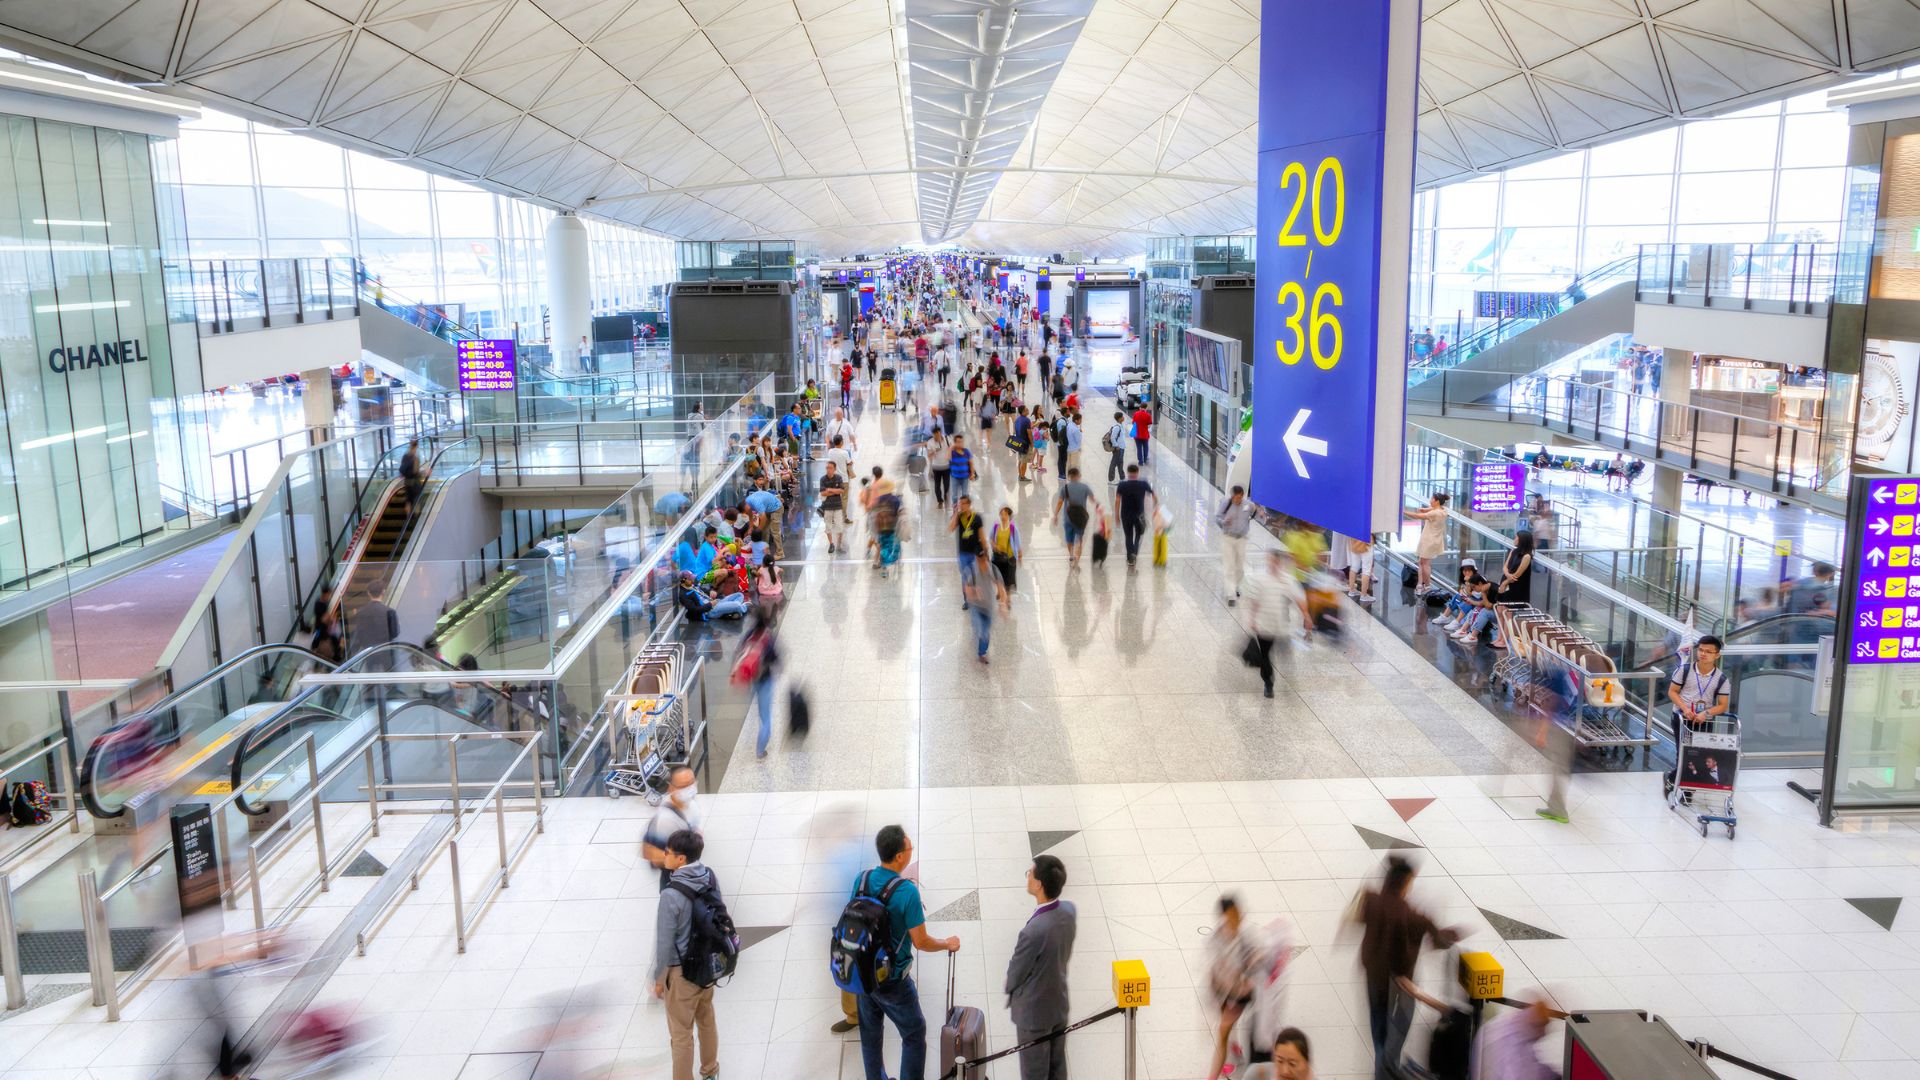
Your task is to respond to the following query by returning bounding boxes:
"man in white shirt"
[823,407,858,454]
[577,335,596,374]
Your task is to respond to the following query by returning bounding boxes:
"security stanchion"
[935,959,1150,1080]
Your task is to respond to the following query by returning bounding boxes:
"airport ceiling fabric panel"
[2,0,1914,256]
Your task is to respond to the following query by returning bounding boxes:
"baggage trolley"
[879,367,898,409]
[1668,712,1739,838]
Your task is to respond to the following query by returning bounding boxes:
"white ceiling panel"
[0,0,1912,256]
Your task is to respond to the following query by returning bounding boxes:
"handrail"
[1411,254,1638,377]
[145,428,393,694]
[444,731,544,951]
[297,378,775,688]
[229,640,537,814]
[78,644,339,818]
[1396,491,1690,637]
[310,431,475,628]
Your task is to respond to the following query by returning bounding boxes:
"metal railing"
[1410,370,1833,506]
[1408,255,1638,384]
[1634,241,1846,315]
[354,730,546,955]
[167,257,361,334]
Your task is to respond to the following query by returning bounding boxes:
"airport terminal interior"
[8,3,1920,1079]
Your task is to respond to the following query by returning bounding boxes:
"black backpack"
[669,882,740,988]
[830,870,905,994]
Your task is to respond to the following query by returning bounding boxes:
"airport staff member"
[1006,855,1076,1080]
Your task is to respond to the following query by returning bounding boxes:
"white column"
[545,213,591,370]
[302,367,336,433]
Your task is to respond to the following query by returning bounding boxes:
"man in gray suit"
[1006,854,1076,1079]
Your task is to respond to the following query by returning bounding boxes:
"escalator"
[4,641,538,977]
[1407,255,1638,396]
[309,436,480,656]
[227,641,542,815]
[1716,611,1833,757]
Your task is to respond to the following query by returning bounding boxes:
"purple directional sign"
[456,339,516,392]
[1849,476,1920,664]
[1470,462,1527,514]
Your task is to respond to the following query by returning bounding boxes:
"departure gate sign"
[1849,477,1920,663]
[1471,462,1527,514]
[456,339,516,392]
[1251,0,1417,538]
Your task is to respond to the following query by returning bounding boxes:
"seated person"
[673,528,719,578]
[1448,573,1498,645]
[1432,560,1479,629]
[677,570,748,620]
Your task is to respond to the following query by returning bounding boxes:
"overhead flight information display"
[1251,0,1418,538]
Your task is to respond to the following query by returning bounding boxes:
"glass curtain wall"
[0,114,207,591]
[1411,93,1851,334]
[173,109,675,339]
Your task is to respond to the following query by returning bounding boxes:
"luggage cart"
[1668,713,1739,839]
[1527,649,1663,763]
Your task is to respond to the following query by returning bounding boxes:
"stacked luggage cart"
[602,636,708,802]
[1489,603,1663,763]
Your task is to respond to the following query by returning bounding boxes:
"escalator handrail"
[78,644,339,819]
[1416,254,1639,370]
[311,433,476,627]
[1720,611,1836,647]
[229,640,537,815]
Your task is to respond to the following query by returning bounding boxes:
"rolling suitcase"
[938,957,987,1080]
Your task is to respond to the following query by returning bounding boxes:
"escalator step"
[19,927,159,975]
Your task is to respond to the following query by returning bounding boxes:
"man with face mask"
[642,766,703,892]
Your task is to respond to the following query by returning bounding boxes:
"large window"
[1411,95,1850,325]
[173,108,674,337]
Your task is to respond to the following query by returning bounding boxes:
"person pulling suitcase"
[832,826,961,1080]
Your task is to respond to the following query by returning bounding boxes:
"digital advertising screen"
[1085,289,1131,337]
[456,339,516,392]
[1182,329,1239,396]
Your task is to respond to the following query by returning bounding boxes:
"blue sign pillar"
[1250,0,1418,538]
[1035,266,1051,316]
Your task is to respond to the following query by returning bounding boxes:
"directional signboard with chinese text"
[1849,477,1920,663]
[1471,462,1527,514]
[456,339,516,392]
[1250,0,1417,538]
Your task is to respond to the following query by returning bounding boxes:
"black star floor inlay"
[928,890,980,922]
[1354,826,1422,850]
[1846,897,1902,931]
[1477,907,1562,941]
[1029,830,1079,856]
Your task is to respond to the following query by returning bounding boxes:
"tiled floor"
[6,304,1912,1080]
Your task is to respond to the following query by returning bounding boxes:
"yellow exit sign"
[1459,951,1503,1000]
[1111,959,1150,1008]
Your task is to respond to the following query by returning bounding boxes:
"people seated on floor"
[678,570,748,621]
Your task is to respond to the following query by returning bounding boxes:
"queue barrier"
[939,960,1149,1080]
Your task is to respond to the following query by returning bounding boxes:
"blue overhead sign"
[1250,0,1417,538]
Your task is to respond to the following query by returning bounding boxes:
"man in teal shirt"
[852,825,960,1080]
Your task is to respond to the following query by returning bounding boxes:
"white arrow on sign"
[1872,519,1892,536]
[1867,548,1885,566]
[1283,408,1330,478]
[1875,487,1894,504]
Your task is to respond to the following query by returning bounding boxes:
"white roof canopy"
[2,0,1914,256]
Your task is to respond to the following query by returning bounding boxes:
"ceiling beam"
[582,165,1250,205]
